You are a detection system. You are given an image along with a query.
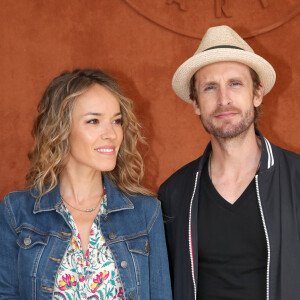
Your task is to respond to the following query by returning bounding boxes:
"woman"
[0,69,172,299]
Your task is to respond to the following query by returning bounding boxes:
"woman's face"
[67,84,123,174]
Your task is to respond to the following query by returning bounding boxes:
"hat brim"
[172,49,276,103]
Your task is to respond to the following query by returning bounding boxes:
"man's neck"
[210,127,261,175]
[208,128,261,204]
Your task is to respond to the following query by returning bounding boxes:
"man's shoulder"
[159,156,202,197]
[275,144,300,165]
[278,146,300,157]
[265,140,300,175]
[163,157,200,184]
[259,132,300,171]
[158,157,202,216]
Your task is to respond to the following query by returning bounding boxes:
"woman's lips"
[94,146,116,154]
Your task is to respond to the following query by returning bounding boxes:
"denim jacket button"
[109,232,116,240]
[129,291,135,299]
[121,260,128,268]
[24,236,31,246]
[103,215,109,222]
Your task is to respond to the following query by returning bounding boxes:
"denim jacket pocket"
[126,235,149,256]
[16,227,51,291]
[124,235,150,290]
[17,228,50,249]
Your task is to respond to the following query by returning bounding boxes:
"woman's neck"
[59,164,104,205]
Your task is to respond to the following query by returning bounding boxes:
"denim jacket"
[0,176,172,300]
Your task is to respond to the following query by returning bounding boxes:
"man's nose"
[217,86,232,106]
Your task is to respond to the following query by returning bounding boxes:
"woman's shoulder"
[127,193,159,204]
[2,188,34,202]
[0,189,37,231]
[5,188,32,196]
[123,194,162,230]
[126,193,161,215]
[1,189,36,212]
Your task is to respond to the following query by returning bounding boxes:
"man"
[158,25,300,300]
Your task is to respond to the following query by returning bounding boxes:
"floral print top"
[53,189,125,300]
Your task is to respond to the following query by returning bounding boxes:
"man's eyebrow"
[228,77,243,82]
[200,81,217,87]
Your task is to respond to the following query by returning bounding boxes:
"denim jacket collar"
[33,184,62,213]
[103,176,134,214]
[33,175,134,214]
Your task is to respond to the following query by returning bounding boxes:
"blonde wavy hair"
[26,69,154,198]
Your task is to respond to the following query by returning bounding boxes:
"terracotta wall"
[0,1,299,199]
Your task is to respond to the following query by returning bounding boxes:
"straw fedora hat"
[172,25,276,103]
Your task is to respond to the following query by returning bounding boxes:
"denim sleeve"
[0,196,20,299]
[147,201,173,300]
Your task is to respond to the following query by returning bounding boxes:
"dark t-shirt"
[197,161,267,300]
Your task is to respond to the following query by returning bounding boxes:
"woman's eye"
[87,119,99,124]
[113,118,123,125]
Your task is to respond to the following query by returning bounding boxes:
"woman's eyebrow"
[83,112,122,116]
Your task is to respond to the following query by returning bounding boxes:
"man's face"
[193,61,263,139]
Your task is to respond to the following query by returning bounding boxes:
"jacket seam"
[146,201,160,234]
[4,195,17,230]
[189,171,199,300]
[15,224,70,240]
[107,242,129,300]
[32,239,45,297]
[107,232,148,245]
[42,235,59,294]
[255,175,271,300]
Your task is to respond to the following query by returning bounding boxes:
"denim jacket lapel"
[103,176,134,213]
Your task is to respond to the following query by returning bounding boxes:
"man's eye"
[113,118,123,125]
[204,85,215,91]
[87,119,99,124]
[231,82,241,86]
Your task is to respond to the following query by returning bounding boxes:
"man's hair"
[189,67,262,126]
[26,69,153,198]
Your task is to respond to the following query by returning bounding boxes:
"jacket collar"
[33,175,134,214]
[256,128,276,172]
[33,184,61,213]
[103,175,134,213]
[197,128,276,174]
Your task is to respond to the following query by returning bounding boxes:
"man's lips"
[215,111,238,118]
[213,106,240,118]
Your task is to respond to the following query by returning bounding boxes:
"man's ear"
[253,84,264,107]
[192,100,201,115]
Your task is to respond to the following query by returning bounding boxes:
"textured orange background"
[0,1,299,199]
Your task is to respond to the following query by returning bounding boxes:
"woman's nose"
[101,123,117,139]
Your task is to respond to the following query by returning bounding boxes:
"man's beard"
[200,106,255,139]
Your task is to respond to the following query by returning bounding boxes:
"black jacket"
[158,130,300,300]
